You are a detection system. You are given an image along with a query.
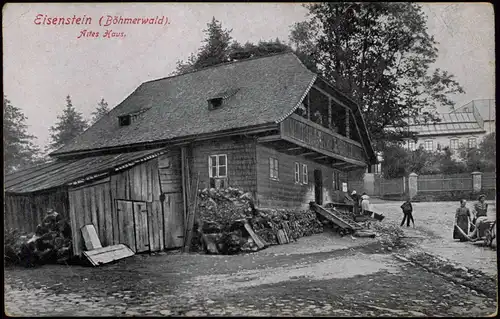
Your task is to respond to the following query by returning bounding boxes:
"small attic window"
[207,88,240,111]
[208,98,223,110]
[118,115,131,126]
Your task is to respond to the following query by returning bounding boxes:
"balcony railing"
[280,114,366,163]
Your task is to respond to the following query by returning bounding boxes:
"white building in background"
[373,99,496,173]
[402,99,495,155]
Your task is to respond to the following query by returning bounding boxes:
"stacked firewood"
[4,210,73,267]
[193,187,323,255]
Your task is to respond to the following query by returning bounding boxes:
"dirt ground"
[371,199,497,275]
[4,200,498,317]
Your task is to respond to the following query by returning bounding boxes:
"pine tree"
[3,95,41,173]
[48,95,88,151]
[91,98,110,124]
[174,17,233,74]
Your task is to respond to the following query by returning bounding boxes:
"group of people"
[453,194,489,242]
[350,191,372,216]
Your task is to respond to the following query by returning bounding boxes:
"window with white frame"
[424,140,433,151]
[269,157,279,180]
[209,154,227,178]
[209,154,227,189]
[468,137,477,148]
[408,140,416,151]
[302,164,308,184]
[450,139,459,150]
[294,162,300,183]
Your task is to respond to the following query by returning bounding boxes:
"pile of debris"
[192,187,323,255]
[4,210,73,267]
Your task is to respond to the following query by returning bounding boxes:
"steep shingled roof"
[52,53,316,155]
[50,52,375,162]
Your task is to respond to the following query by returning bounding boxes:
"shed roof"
[4,148,166,194]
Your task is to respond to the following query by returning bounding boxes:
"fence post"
[408,172,418,200]
[471,171,482,194]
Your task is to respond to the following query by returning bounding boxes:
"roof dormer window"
[117,108,151,127]
[208,97,223,110]
[207,88,240,110]
[118,115,131,126]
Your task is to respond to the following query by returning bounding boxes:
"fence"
[418,173,472,192]
[377,176,406,196]
[349,171,496,199]
[482,172,496,189]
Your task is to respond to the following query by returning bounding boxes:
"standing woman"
[453,199,472,242]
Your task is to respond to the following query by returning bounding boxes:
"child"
[400,198,414,228]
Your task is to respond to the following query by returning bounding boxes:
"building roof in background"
[408,111,485,136]
[452,99,495,122]
[4,148,166,193]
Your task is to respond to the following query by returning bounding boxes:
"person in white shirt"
[360,193,372,216]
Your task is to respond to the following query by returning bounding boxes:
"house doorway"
[314,169,323,205]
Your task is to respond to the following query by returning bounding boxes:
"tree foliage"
[458,132,496,172]
[289,2,465,147]
[173,18,316,75]
[380,142,469,179]
[3,95,42,173]
[91,98,110,124]
[175,17,233,74]
[48,95,88,152]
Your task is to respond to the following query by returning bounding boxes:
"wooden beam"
[257,135,281,143]
[331,162,346,167]
[286,147,303,151]
[302,152,317,157]
[181,146,188,231]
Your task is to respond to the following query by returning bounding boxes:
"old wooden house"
[4,52,377,256]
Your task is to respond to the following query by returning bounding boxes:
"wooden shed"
[4,148,185,256]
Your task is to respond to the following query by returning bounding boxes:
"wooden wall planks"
[4,189,69,234]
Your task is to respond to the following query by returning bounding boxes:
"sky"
[2,3,495,150]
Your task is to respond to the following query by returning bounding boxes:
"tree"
[174,17,233,74]
[173,18,317,76]
[91,98,110,124]
[48,95,88,152]
[289,3,465,147]
[3,95,42,173]
[458,133,496,172]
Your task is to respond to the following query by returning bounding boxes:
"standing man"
[400,197,414,227]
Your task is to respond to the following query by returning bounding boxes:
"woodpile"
[192,187,323,255]
[4,210,73,267]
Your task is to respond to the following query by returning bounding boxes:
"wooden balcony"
[278,114,367,167]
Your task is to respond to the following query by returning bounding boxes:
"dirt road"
[4,201,498,317]
[371,200,497,275]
